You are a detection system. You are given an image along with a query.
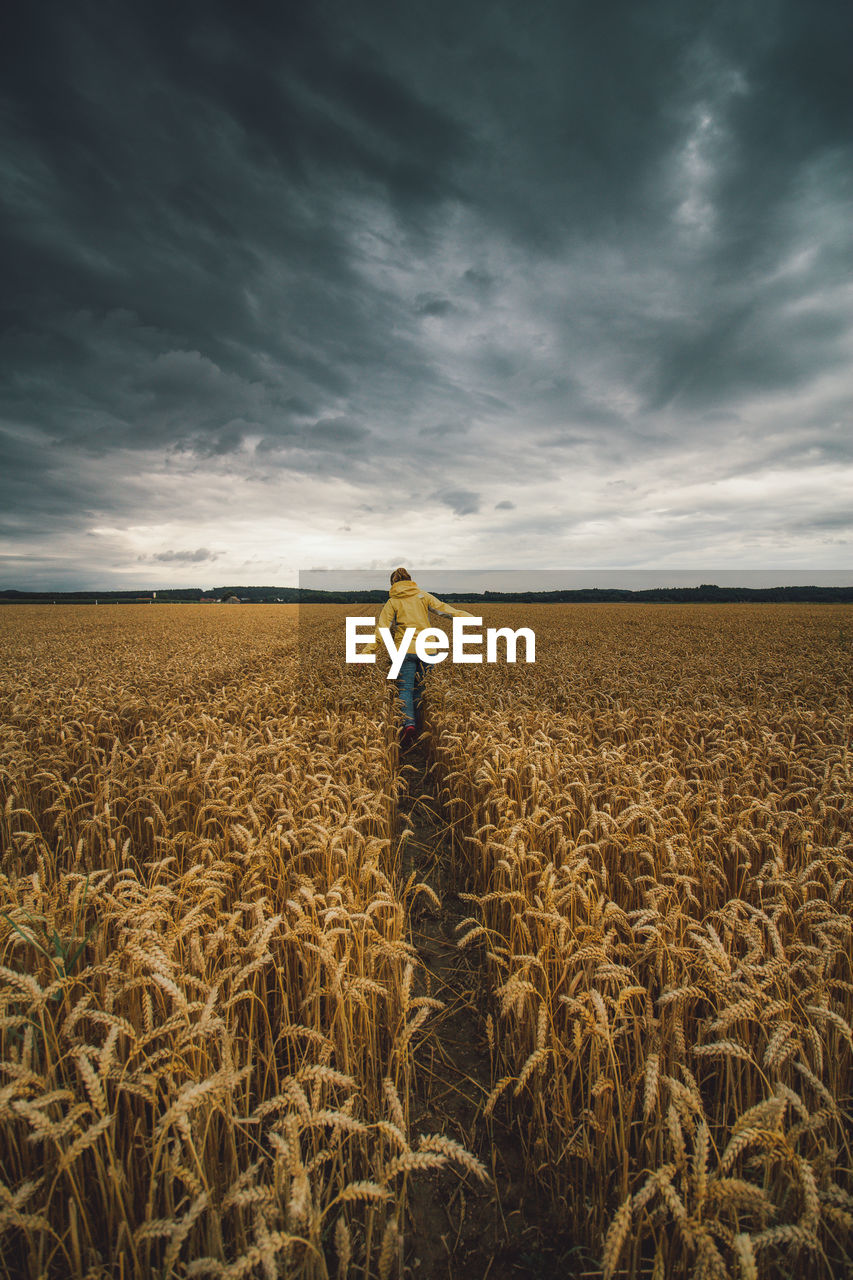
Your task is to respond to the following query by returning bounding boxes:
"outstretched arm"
[422,592,476,620]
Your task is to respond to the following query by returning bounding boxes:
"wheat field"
[1,603,851,1278]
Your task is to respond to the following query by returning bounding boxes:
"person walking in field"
[365,568,475,751]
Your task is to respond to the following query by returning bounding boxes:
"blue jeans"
[396,653,427,728]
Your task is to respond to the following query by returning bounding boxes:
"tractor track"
[395,733,581,1279]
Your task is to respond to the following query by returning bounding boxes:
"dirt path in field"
[395,736,581,1280]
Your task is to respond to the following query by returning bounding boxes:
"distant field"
[1,604,851,1278]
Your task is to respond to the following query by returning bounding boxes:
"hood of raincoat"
[389,579,422,599]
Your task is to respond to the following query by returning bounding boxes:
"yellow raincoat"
[364,579,475,657]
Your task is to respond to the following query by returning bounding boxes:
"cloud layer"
[1,0,851,586]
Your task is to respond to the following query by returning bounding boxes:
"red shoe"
[400,725,417,752]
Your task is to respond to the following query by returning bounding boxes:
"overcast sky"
[2,0,851,589]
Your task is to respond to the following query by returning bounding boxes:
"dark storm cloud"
[1,0,469,457]
[150,547,220,563]
[438,489,481,516]
[420,422,470,438]
[306,419,370,447]
[805,509,853,531]
[641,267,852,413]
[414,294,456,317]
[0,421,127,537]
[1,0,852,584]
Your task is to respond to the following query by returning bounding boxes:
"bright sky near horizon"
[2,0,851,589]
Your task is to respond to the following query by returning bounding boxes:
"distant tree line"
[2,584,852,605]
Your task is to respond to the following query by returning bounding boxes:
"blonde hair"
[390,567,411,584]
